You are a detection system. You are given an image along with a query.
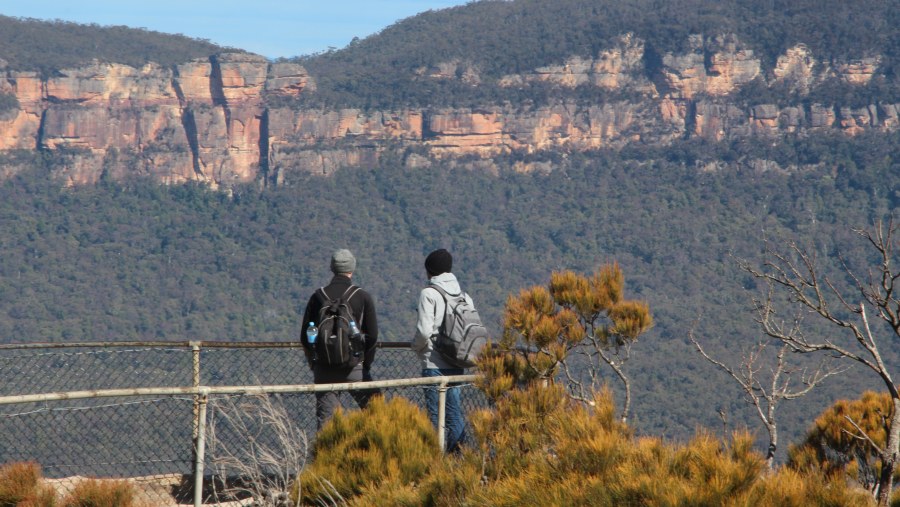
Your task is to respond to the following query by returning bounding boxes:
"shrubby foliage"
[297,371,872,505]
[489,264,652,420]
[790,392,895,494]
[0,462,55,506]
[0,93,19,114]
[60,479,134,507]
[294,396,439,505]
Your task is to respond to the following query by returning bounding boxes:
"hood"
[428,272,461,294]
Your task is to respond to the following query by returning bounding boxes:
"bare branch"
[843,415,886,455]
[741,218,900,506]
[780,358,849,400]
[751,277,882,372]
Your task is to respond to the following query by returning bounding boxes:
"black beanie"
[425,249,453,276]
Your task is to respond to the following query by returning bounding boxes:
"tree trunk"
[875,397,900,507]
[598,351,631,424]
[765,424,777,471]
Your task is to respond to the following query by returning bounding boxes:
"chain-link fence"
[0,342,488,506]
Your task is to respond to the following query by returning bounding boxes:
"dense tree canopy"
[292,0,900,108]
[0,15,234,75]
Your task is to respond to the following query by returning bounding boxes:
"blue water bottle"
[307,321,318,362]
[307,321,318,344]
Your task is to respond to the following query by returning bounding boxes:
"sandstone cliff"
[0,33,895,186]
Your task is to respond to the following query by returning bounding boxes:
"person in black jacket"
[301,249,379,428]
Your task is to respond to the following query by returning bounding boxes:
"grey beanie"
[330,249,357,274]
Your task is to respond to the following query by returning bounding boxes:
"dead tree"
[690,316,844,470]
[739,218,900,506]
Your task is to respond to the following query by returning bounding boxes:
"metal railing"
[0,341,488,506]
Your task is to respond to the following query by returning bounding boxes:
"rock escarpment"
[0,54,313,186]
[0,33,896,185]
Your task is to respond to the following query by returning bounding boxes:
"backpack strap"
[343,286,363,327]
[319,285,364,325]
[428,284,461,299]
[319,285,360,303]
[427,284,465,335]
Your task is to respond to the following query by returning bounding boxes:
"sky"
[0,1,472,59]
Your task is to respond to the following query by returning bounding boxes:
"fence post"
[437,379,448,453]
[190,342,202,492]
[191,341,201,445]
[193,388,209,507]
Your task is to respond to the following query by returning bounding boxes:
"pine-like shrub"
[743,467,874,507]
[411,384,871,506]
[789,391,893,483]
[294,396,440,505]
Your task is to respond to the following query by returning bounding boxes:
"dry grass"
[59,479,134,507]
[0,462,56,507]
[206,393,309,507]
[0,463,140,507]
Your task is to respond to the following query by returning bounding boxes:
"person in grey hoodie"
[413,248,470,452]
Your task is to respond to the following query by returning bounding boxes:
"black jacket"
[301,275,378,370]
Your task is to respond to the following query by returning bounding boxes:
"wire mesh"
[0,347,193,395]
[0,342,490,506]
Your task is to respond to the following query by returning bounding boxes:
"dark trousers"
[313,363,375,429]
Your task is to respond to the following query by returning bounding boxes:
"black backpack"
[430,285,489,368]
[315,285,365,367]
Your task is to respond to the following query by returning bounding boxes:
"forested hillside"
[0,15,233,74]
[295,0,900,108]
[2,130,897,449]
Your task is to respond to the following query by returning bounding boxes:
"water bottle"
[307,321,318,344]
[349,319,362,357]
[306,322,318,362]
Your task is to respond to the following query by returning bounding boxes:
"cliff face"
[0,33,896,185]
[0,54,311,186]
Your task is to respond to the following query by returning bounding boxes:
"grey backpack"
[430,285,489,368]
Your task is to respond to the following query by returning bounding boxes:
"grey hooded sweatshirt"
[413,272,474,370]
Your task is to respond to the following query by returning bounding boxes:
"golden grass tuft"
[60,479,134,507]
[0,462,55,507]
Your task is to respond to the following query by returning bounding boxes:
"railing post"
[193,388,209,507]
[190,342,202,492]
[437,379,448,453]
[191,341,201,444]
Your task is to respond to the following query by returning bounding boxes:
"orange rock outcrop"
[0,32,893,185]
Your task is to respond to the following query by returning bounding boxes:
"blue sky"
[1,1,472,59]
